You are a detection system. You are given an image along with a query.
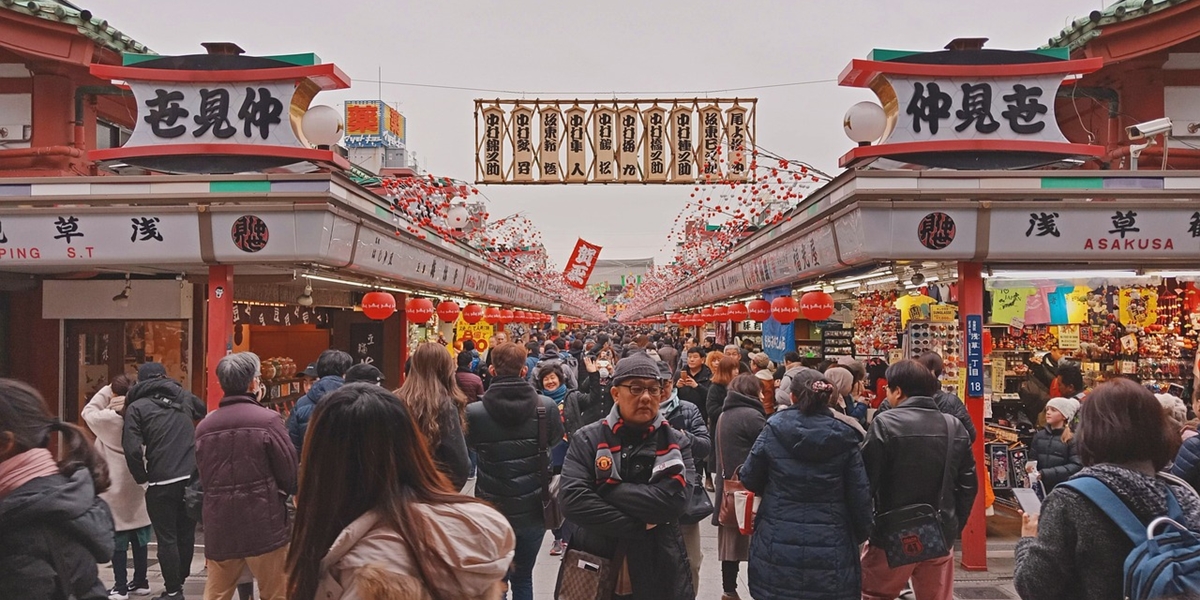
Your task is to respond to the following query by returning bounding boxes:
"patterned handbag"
[873,414,957,568]
[555,545,626,600]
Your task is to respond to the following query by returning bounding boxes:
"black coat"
[712,390,766,525]
[122,377,206,484]
[742,408,873,600]
[1030,427,1081,492]
[562,372,608,437]
[862,395,977,544]
[558,418,695,600]
[467,376,563,530]
[0,469,115,600]
[674,365,712,424]
[431,395,471,491]
[705,382,729,431]
[876,389,977,443]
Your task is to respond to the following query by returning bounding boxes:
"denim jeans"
[504,527,546,600]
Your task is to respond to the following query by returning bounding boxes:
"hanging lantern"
[799,291,835,322]
[361,291,396,320]
[747,299,772,322]
[727,302,748,321]
[462,303,485,324]
[405,297,435,323]
[668,312,682,323]
[484,306,502,324]
[713,305,729,320]
[771,296,801,324]
[700,307,716,323]
[519,310,532,323]
[437,300,461,322]
[498,309,514,324]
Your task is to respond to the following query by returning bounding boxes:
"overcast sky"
[86,0,1105,267]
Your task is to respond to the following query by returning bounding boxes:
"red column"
[958,261,988,571]
[205,265,234,411]
[397,293,408,387]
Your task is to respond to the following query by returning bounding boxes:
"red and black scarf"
[593,404,686,491]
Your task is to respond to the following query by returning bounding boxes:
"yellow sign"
[991,358,1007,394]
[1055,325,1080,350]
[453,315,494,354]
[930,304,958,322]
[1118,288,1158,327]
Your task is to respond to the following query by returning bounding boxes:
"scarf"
[594,404,686,491]
[543,384,568,405]
[0,448,59,499]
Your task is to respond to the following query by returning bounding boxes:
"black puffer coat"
[1029,426,1081,492]
[674,365,712,424]
[741,408,873,600]
[0,469,115,600]
[466,376,563,530]
[559,417,695,600]
[122,377,206,484]
[705,382,729,430]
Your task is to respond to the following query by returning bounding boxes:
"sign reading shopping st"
[839,45,1105,169]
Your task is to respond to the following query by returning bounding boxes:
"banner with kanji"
[563,238,602,289]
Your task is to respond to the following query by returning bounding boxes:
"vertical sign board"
[565,106,588,182]
[511,106,535,182]
[643,106,668,182]
[966,315,984,397]
[540,107,563,181]
[761,285,796,364]
[480,106,505,183]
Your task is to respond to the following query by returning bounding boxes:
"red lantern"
[484,306,501,324]
[713,305,729,320]
[498,309,514,324]
[771,296,800,324]
[361,291,396,320]
[700,307,716,323]
[799,291,835,321]
[405,297,435,323]
[747,299,772,322]
[462,303,485,324]
[437,300,461,322]
[668,312,682,323]
[727,302,748,321]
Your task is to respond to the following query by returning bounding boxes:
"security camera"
[1127,117,1173,141]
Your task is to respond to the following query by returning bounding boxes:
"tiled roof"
[0,0,153,55]
[1045,0,1192,52]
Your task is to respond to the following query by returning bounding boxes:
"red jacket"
[195,394,298,560]
[456,370,486,402]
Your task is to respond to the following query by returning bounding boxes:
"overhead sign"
[344,100,406,148]
[563,238,602,289]
[474,98,756,184]
[838,48,1104,169]
[89,53,350,173]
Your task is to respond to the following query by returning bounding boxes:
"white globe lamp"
[844,101,887,145]
[446,204,470,229]
[301,105,344,147]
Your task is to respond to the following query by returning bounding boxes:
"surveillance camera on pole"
[1126,117,1173,141]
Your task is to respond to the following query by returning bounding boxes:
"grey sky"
[85,0,1105,267]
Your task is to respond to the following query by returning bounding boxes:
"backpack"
[1060,476,1200,599]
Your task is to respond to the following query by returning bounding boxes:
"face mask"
[254,385,266,402]
[599,368,610,379]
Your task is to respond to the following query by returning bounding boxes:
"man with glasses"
[558,353,696,600]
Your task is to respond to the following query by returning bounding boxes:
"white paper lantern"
[301,105,344,147]
[447,204,470,228]
[844,101,887,144]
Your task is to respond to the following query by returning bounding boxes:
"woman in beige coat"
[287,383,514,600]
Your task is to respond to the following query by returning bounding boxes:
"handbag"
[555,544,626,600]
[873,414,957,568]
[537,406,565,530]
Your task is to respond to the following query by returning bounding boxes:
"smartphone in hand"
[1013,487,1042,516]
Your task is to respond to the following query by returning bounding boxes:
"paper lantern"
[668,312,682,323]
[799,291,835,321]
[462,303,485,324]
[700,307,715,323]
[771,296,800,324]
[747,299,772,322]
[437,300,461,322]
[713,305,729,320]
[361,291,396,320]
[405,297,435,323]
[484,306,501,324]
[727,302,748,321]
[498,309,514,324]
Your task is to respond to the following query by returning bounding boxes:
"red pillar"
[397,293,408,387]
[958,261,988,571]
[205,265,234,411]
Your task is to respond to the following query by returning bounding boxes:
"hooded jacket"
[314,503,515,600]
[1030,426,1081,492]
[0,469,115,600]
[775,364,812,408]
[122,377,206,485]
[80,386,150,532]
[466,376,563,530]
[712,390,766,526]
[741,408,873,600]
[287,375,345,454]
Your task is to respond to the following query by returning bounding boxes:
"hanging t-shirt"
[1024,287,1052,325]
[895,294,937,327]
[1046,285,1090,324]
[991,288,1036,326]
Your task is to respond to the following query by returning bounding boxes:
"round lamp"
[446,204,470,229]
[843,101,887,144]
[436,300,461,322]
[361,291,396,320]
[747,299,772,322]
[727,302,748,321]
[771,296,801,324]
[301,105,344,147]
[406,297,435,323]
[462,303,485,324]
[800,291,835,321]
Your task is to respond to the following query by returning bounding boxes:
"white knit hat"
[1156,393,1187,426]
[1045,397,1081,424]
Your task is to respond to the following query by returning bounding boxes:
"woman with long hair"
[0,379,115,600]
[395,342,471,489]
[706,356,741,432]
[706,350,725,375]
[288,383,514,600]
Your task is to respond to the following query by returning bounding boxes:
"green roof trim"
[868,48,1069,61]
[0,1,154,56]
[1031,48,1071,60]
[121,53,159,66]
[1044,0,1187,53]
[1041,177,1104,189]
[210,180,270,193]
[262,53,320,66]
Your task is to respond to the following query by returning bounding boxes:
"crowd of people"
[2,324,1200,599]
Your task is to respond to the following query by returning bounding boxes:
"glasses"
[616,384,663,397]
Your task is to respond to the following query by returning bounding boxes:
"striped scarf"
[594,404,686,491]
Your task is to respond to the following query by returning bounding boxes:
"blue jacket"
[286,375,344,453]
[741,408,873,600]
[1173,434,1200,490]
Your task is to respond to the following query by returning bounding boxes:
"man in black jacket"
[466,342,563,600]
[123,362,206,600]
[862,359,977,600]
[875,352,977,443]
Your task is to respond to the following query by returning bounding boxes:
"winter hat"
[1157,393,1187,427]
[137,362,167,381]
[751,352,772,370]
[824,367,854,398]
[1045,397,1081,424]
[655,360,673,382]
[611,351,662,385]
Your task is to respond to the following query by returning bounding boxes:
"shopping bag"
[733,489,760,535]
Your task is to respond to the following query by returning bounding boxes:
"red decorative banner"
[563,238,602,289]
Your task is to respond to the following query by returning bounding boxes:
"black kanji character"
[143,89,189,138]
[906,82,952,134]
[1190,212,1200,238]
[238,87,283,139]
[53,216,83,244]
[1001,84,1048,134]
[1109,210,1140,238]
[0,221,7,244]
[955,83,1000,134]
[193,88,237,138]
[1025,212,1061,237]
[131,217,163,242]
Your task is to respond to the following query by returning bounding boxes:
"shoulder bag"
[537,405,565,530]
[873,413,958,568]
[555,542,627,600]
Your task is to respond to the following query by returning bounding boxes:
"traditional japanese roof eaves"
[0,0,153,56]
[1045,0,1192,53]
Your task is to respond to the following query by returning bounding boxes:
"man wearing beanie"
[558,352,696,600]
[123,362,206,599]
